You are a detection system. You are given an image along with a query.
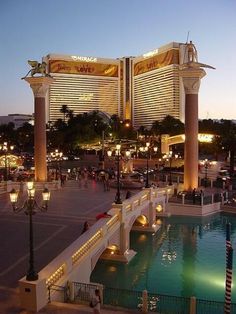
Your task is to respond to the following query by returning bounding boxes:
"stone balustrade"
[18,186,172,312]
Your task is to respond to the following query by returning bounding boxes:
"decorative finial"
[181,40,215,70]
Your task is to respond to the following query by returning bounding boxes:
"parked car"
[124,171,144,182]
[217,170,230,181]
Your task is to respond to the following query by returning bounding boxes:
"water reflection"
[181,225,197,297]
[91,214,236,302]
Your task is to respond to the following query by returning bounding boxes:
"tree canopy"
[1,109,236,174]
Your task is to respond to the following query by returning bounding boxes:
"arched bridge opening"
[161,133,215,154]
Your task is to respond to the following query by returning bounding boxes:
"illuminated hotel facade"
[44,42,189,129]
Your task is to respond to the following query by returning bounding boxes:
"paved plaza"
[0,179,135,313]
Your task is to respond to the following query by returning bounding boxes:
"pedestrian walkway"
[0,179,142,314]
[38,302,142,314]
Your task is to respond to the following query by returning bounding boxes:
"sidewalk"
[0,180,142,314]
[0,286,142,314]
[37,302,142,314]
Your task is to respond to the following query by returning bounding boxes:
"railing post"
[166,190,169,203]
[225,191,228,203]
[120,222,128,254]
[100,286,104,305]
[48,286,51,303]
[142,289,148,313]
[211,194,214,204]
[68,281,74,302]
[220,193,223,205]
[190,296,196,314]
[182,194,185,204]
[201,194,203,206]
[165,174,168,183]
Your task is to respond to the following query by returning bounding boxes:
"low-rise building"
[0,114,33,128]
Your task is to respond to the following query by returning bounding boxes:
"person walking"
[90,289,101,314]
[192,188,196,204]
[125,190,131,199]
[104,172,110,191]
[80,221,90,235]
[83,168,88,188]
[78,170,82,188]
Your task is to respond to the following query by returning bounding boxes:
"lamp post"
[140,142,150,188]
[50,149,63,180]
[152,146,158,180]
[168,151,173,185]
[204,159,210,188]
[153,146,158,156]
[0,142,14,181]
[164,151,179,186]
[9,181,50,281]
[115,144,122,204]
[107,144,131,203]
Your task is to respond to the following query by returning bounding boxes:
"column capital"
[24,76,54,98]
[179,68,206,94]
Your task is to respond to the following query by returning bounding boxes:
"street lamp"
[0,142,14,181]
[204,159,210,188]
[168,151,173,185]
[153,146,158,155]
[9,181,50,281]
[115,144,122,204]
[164,151,179,185]
[140,142,150,188]
[50,149,63,180]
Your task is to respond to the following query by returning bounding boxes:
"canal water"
[91,213,236,302]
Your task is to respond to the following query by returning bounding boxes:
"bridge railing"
[73,281,103,304]
[42,187,173,288]
[20,186,173,312]
[43,218,111,289]
[48,284,67,303]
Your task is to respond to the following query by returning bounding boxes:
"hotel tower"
[43,42,189,129]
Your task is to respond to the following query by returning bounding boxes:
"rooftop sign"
[71,56,97,62]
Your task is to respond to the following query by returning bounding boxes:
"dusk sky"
[1,0,236,120]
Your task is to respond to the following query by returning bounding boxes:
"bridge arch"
[161,133,215,154]
[133,214,149,227]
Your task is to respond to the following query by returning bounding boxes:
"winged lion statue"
[22,60,52,79]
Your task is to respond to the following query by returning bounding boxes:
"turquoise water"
[91,214,236,302]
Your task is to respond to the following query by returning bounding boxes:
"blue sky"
[0,0,235,119]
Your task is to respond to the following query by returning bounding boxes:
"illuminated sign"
[78,93,93,101]
[167,133,215,145]
[134,49,179,76]
[143,49,159,58]
[71,56,97,62]
[198,134,214,143]
[49,60,118,77]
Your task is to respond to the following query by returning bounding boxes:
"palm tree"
[218,120,236,177]
[160,115,184,135]
[60,105,69,122]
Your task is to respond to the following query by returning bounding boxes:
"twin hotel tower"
[43,42,191,129]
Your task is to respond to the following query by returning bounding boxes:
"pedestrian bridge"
[161,133,215,154]
[19,186,174,312]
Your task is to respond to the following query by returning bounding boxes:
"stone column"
[179,68,206,190]
[120,222,129,254]
[161,134,170,155]
[24,77,54,182]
